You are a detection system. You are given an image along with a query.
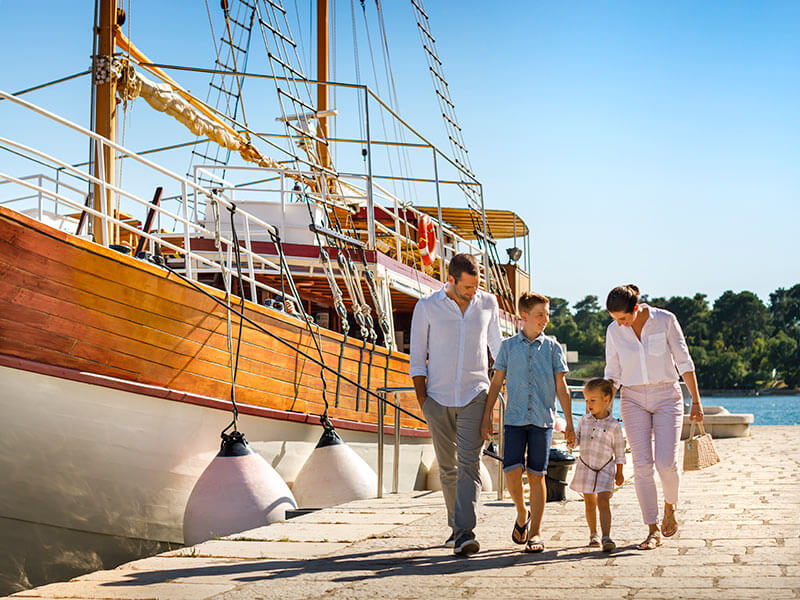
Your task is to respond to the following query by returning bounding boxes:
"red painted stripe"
[0,353,429,438]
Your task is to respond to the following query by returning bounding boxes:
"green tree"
[766,330,800,387]
[573,295,607,357]
[700,350,749,389]
[710,291,770,351]
[546,297,580,350]
[770,284,800,338]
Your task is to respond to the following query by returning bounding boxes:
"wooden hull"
[0,205,422,429]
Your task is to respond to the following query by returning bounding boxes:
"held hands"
[564,425,575,447]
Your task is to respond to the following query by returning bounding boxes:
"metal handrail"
[375,386,418,498]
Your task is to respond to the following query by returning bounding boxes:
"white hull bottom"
[0,364,433,595]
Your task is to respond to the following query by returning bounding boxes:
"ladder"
[410,0,515,312]
[189,0,258,189]
[253,0,334,176]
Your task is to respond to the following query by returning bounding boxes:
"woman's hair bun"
[606,284,640,313]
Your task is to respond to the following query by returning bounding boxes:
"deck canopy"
[413,207,528,240]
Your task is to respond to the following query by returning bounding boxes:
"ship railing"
[186,163,486,285]
[0,89,323,313]
[0,173,89,225]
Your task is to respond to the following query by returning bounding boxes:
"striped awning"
[413,207,528,240]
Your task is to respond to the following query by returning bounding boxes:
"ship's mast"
[316,0,331,172]
[93,0,118,245]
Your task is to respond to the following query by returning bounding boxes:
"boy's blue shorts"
[502,424,553,475]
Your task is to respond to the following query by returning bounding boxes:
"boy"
[480,292,574,552]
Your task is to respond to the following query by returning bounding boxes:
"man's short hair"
[448,253,479,281]
[518,291,549,313]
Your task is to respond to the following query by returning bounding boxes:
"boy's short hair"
[448,253,480,281]
[584,378,614,398]
[518,291,549,314]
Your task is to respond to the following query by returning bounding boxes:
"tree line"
[545,284,800,391]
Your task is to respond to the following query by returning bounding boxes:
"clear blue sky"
[1,1,798,308]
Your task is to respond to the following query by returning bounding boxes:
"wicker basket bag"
[683,421,720,471]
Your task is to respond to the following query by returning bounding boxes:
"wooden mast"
[316,0,331,172]
[93,0,117,245]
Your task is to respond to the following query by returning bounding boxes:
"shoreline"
[701,389,800,397]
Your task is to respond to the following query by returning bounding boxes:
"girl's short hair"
[584,378,614,398]
[606,284,640,313]
[518,291,549,313]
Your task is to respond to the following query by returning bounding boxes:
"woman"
[603,284,704,550]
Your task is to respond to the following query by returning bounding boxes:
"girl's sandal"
[601,536,616,552]
[588,533,601,547]
[637,532,661,550]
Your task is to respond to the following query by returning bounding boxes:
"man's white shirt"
[409,287,503,407]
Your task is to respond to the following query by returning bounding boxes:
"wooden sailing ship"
[0,0,530,594]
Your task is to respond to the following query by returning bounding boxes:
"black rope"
[220,202,246,435]
[149,255,425,424]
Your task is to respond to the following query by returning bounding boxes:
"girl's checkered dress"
[569,413,626,494]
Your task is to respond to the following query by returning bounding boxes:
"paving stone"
[163,540,350,560]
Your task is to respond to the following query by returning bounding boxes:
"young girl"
[568,378,626,552]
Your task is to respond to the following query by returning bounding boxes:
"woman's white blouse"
[604,304,695,387]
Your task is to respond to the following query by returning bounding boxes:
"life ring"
[418,214,437,266]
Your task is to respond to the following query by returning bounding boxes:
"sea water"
[565,395,800,426]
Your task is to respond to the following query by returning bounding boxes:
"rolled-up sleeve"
[604,326,622,387]
[487,296,502,360]
[408,300,429,378]
[666,313,695,375]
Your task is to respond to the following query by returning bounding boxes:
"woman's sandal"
[512,512,530,545]
[662,507,678,537]
[588,533,601,547]
[524,536,545,553]
[637,532,662,550]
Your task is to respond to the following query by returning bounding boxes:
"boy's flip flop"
[512,512,530,544]
[524,536,545,553]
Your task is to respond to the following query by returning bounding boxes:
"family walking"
[410,254,705,556]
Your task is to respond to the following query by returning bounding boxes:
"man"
[409,253,502,556]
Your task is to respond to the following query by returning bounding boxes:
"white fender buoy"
[183,431,296,546]
[426,457,493,492]
[291,422,378,508]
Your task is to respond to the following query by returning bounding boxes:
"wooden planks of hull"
[0,206,421,429]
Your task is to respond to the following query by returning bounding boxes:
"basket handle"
[688,420,707,438]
